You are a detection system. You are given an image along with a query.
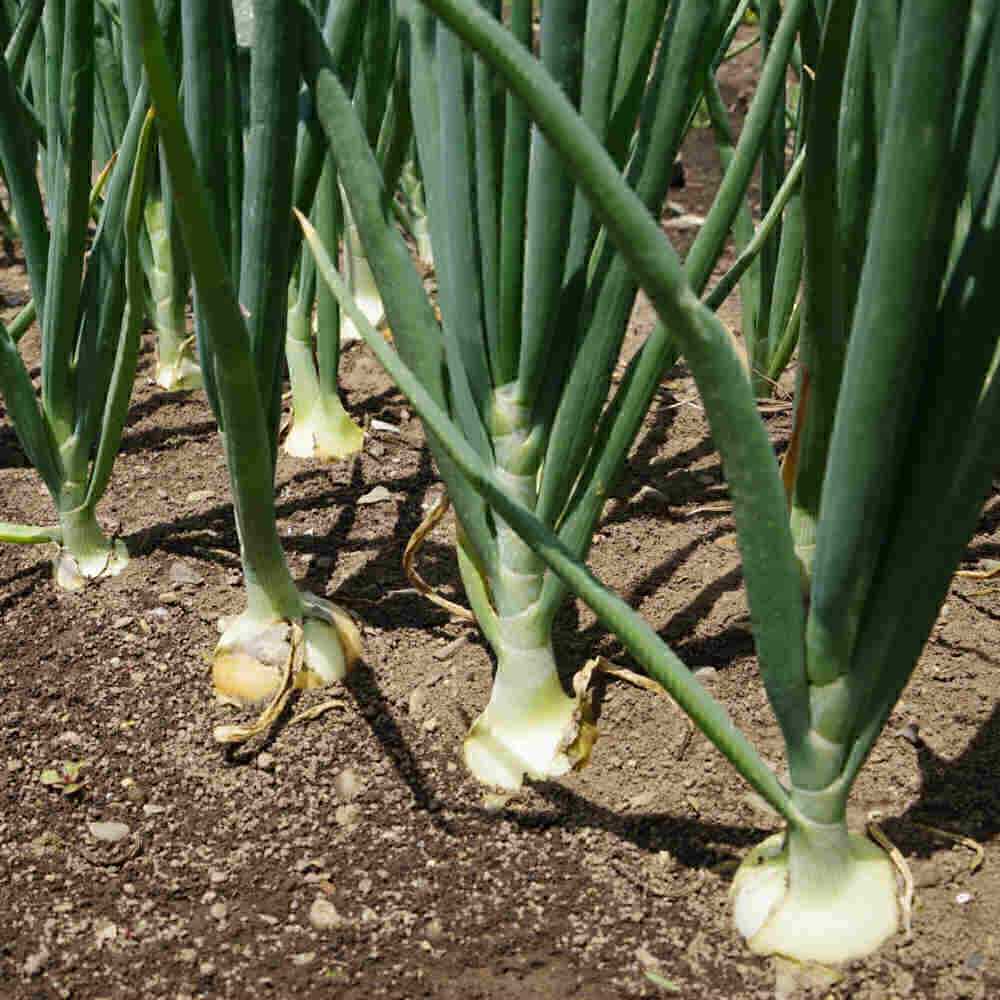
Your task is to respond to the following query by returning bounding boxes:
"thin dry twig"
[591,656,695,760]
[213,624,303,745]
[956,560,1000,597]
[867,811,914,936]
[911,821,984,873]
[684,502,732,517]
[403,493,476,622]
[289,698,346,726]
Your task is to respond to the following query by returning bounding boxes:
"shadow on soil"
[898,702,1000,845]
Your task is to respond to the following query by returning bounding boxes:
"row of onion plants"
[6,0,995,970]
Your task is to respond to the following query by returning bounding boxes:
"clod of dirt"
[169,560,204,586]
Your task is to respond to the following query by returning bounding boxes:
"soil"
[2,42,999,1000]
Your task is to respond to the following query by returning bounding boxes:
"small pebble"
[255,752,275,772]
[433,635,468,661]
[335,804,361,829]
[309,897,342,931]
[634,947,660,971]
[22,949,49,977]
[87,821,131,843]
[956,891,973,905]
[169,561,204,587]
[120,777,145,802]
[408,686,428,716]
[635,484,669,506]
[483,792,511,813]
[357,485,394,505]
[333,768,361,802]
[210,902,228,921]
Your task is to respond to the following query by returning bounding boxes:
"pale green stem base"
[147,200,201,391]
[790,504,817,587]
[732,817,899,964]
[463,610,589,790]
[412,213,433,266]
[53,502,129,592]
[154,324,202,392]
[340,221,384,342]
[462,386,594,790]
[283,329,363,460]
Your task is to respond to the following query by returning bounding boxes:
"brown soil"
[2,48,998,1000]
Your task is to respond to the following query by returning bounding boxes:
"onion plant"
[282,154,365,461]
[126,0,362,709]
[0,3,155,589]
[702,5,807,397]
[306,0,998,964]
[98,0,199,391]
[294,0,801,791]
[283,0,409,461]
